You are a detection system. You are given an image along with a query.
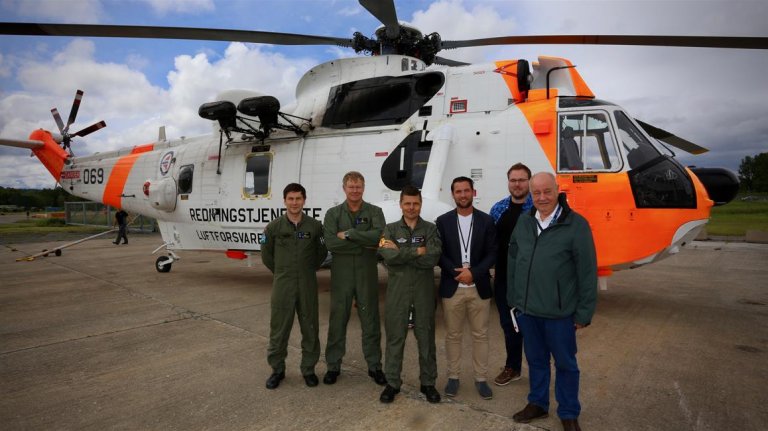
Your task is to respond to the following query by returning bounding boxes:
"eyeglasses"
[508,178,529,184]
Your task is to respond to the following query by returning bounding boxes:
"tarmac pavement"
[1,231,766,430]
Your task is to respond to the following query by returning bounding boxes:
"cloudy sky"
[0,0,766,188]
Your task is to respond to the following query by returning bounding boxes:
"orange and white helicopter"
[1,0,762,278]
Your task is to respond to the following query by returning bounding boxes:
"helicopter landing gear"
[153,244,179,273]
[155,256,173,273]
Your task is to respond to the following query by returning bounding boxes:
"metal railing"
[64,202,157,232]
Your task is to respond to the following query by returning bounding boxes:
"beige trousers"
[442,286,490,381]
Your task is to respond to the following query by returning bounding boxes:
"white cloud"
[0,39,317,187]
[0,53,11,78]
[139,0,214,15]
[409,0,519,63]
[4,0,106,24]
[165,42,316,136]
[338,6,361,17]
[125,53,149,71]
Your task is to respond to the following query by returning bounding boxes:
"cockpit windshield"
[613,111,661,169]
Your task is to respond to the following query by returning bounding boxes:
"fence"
[65,202,157,233]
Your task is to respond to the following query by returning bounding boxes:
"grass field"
[706,194,768,236]
[0,217,111,244]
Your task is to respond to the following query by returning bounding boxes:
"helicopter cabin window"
[244,153,272,197]
[177,164,194,194]
[322,72,445,129]
[558,113,620,172]
[614,111,661,169]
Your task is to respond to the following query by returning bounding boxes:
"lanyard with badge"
[535,205,562,234]
[457,214,473,268]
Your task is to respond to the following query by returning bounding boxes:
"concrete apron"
[1,234,767,430]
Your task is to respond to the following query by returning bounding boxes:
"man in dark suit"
[436,176,497,400]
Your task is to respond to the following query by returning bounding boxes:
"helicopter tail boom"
[26,129,70,182]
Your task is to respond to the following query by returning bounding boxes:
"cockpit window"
[614,110,661,169]
[244,153,271,197]
[558,112,620,172]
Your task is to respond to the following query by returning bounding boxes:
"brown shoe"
[561,418,582,431]
[512,403,548,423]
[494,367,521,386]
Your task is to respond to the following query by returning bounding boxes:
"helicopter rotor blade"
[635,119,709,155]
[441,34,768,50]
[0,22,353,47]
[64,89,84,133]
[433,56,470,67]
[359,0,400,39]
[0,138,45,150]
[51,108,65,133]
[72,120,107,138]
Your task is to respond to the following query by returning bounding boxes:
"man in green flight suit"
[262,183,327,389]
[378,185,442,404]
[323,171,387,386]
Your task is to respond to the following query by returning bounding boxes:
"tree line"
[0,186,87,210]
[739,152,768,192]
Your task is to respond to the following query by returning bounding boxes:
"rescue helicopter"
[1,0,762,279]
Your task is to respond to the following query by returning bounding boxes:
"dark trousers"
[494,274,523,371]
[115,225,127,244]
[517,313,581,419]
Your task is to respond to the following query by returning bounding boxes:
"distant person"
[261,183,327,389]
[113,209,128,245]
[508,172,597,431]
[489,163,533,386]
[323,171,387,386]
[436,176,497,400]
[378,185,442,404]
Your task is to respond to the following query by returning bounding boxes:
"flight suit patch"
[296,231,311,239]
[355,217,369,225]
[411,235,425,244]
[396,237,408,244]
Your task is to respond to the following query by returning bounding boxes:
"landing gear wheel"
[55,249,62,256]
[155,256,172,273]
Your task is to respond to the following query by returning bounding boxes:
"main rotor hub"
[352,23,441,65]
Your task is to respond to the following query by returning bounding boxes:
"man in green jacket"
[507,172,597,431]
[262,183,327,389]
[378,185,442,404]
[323,171,386,386]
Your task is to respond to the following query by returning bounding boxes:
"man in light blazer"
[436,176,498,400]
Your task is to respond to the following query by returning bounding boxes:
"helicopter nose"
[689,167,740,206]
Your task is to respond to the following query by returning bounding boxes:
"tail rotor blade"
[73,120,106,137]
[64,89,84,132]
[51,108,65,133]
